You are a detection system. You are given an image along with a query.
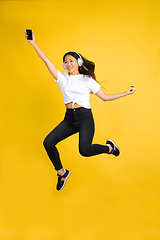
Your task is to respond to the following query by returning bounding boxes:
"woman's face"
[64,55,79,75]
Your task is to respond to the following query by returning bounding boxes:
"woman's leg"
[78,112,110,157]
[43,119,77,171]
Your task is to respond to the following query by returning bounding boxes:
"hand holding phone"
[26,29,33,40]
[25,29,35,44]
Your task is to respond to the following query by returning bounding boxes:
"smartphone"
[26,29,33,40]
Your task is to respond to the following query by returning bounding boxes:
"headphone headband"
[64,51,82,60]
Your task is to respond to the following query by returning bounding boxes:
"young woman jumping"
[25,31,135,191]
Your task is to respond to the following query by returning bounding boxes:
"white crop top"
[55,70,101,109]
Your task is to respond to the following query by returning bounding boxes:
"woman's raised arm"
[25,31,58,80]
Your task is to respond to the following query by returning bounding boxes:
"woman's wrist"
[31,41,36,47]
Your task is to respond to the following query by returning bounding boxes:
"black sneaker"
[56,169,71,191]
[106,139,120,156]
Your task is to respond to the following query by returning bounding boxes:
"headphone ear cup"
[63,62,66,70]
[78,58,83,66]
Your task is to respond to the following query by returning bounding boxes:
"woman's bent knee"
[79,147,90,157]
[43,137,47,149]
[43,136,52,150]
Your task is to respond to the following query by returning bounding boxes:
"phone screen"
[26,29,32,40]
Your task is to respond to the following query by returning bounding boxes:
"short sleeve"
[90,79,101,94]
[54,70,68,90]
[54,70,64,83]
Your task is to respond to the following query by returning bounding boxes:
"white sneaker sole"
[59,171,71,191]
[107,139,120,155]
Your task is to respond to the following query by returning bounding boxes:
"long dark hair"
[63,51,97,81]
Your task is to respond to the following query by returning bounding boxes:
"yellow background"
[1,0,160,239]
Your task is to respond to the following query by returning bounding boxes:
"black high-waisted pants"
[43,107,109,170]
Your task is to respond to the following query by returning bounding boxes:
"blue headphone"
[63,51,83,70]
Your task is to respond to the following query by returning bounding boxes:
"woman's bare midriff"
[65,102,82,109]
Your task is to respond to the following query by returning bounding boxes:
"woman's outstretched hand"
[25,31,35,45]
[125,87,136,95]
